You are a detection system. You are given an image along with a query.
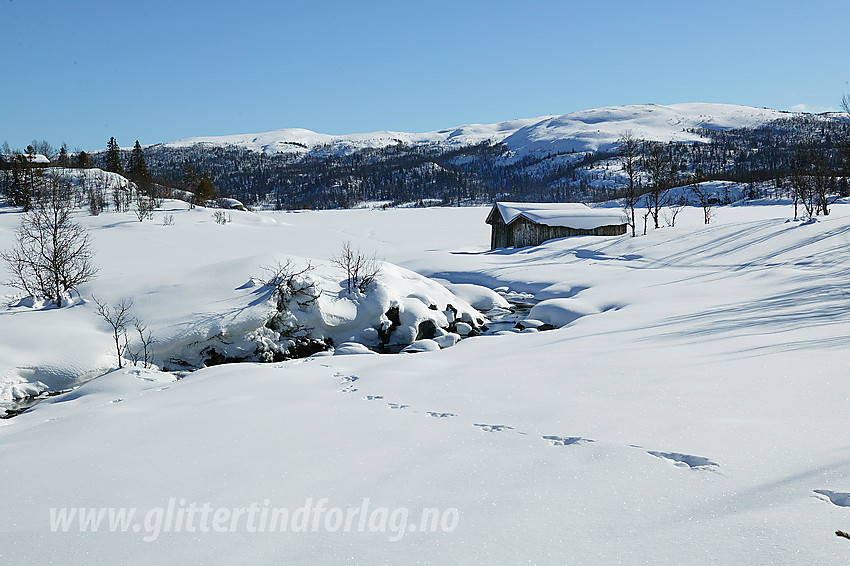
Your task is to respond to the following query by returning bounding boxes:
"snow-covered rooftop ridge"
[493,202,628,229]
[2,153,50,164]
[161,103,796,156]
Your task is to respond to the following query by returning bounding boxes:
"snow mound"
[442,283,510,311]
[401,339,441,353]
[333,342,378,356]
[525,298,599,328]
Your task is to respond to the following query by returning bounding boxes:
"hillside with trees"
[86,111,849,211]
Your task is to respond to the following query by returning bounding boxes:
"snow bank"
[525,298,599,328]
[442,282,511,311]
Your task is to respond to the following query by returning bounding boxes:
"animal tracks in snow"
[542,435,594,446]
[328,372,718,470]
[647,451,718,470]
[540,435,721,472]
[334,373,359,393]
[813,490,850,507]
[473,423,514,433]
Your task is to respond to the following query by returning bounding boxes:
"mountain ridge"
[161,102,802,157]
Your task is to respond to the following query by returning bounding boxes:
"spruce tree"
[127,140,151,193]
[105,137,124,174]
[58,145,69,167]
[128,141,149,178]
[195,173,216,204]
[76,150,90,168]
[181,165,199,207]
[8,156,32,210]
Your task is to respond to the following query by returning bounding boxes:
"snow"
[501,102,789,155]
[2,193,850,564]
[439,282,510,311]
[401,339,441,353]
[332,342,378,356]
[525,297,599,327]
[161,102,791,158]
[2,153,50,164]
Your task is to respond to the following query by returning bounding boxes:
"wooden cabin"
[0,153,50,170]
[486,202,628,249]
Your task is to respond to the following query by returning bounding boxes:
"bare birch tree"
[2,173,97,306]
[617,131,641,237]
[642,142,672,230]
[331,242,382,294]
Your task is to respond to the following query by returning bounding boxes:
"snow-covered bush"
[331,241,381,294]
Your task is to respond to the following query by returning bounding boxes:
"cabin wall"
[495,218,626,249]
[489,217,510,249]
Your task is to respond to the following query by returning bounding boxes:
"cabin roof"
[1,153,50,164]
[488,202,628,230]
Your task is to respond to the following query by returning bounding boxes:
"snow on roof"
[2,153,50,164]
[492,202,627,230]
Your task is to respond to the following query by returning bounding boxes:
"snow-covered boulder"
[333,342,378,355]
[443,283,511,311]
[433,333,461,349]
[517,318,545,329]
[291,262,483,350]
[525,298,598,328]
[454,322,473,336]
[401,339,441,353]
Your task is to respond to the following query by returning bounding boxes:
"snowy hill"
[131,103,849,210]
[161,102,791,157]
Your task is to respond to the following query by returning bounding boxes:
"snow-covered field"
[2,198,850,564]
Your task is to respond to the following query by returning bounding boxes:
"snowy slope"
[501,102,788,154]
[2,199,850,564]
[161,116,552,155]
[161,103,790,156]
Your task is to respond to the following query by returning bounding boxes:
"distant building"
[0,153,50,169]
[486,202,628,249]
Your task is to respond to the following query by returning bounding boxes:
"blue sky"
[2,0,849,152]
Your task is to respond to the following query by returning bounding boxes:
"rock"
[455,322,473,336]
[416,319,438,340]
[433,333,461,348]
[445,303,458,321]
